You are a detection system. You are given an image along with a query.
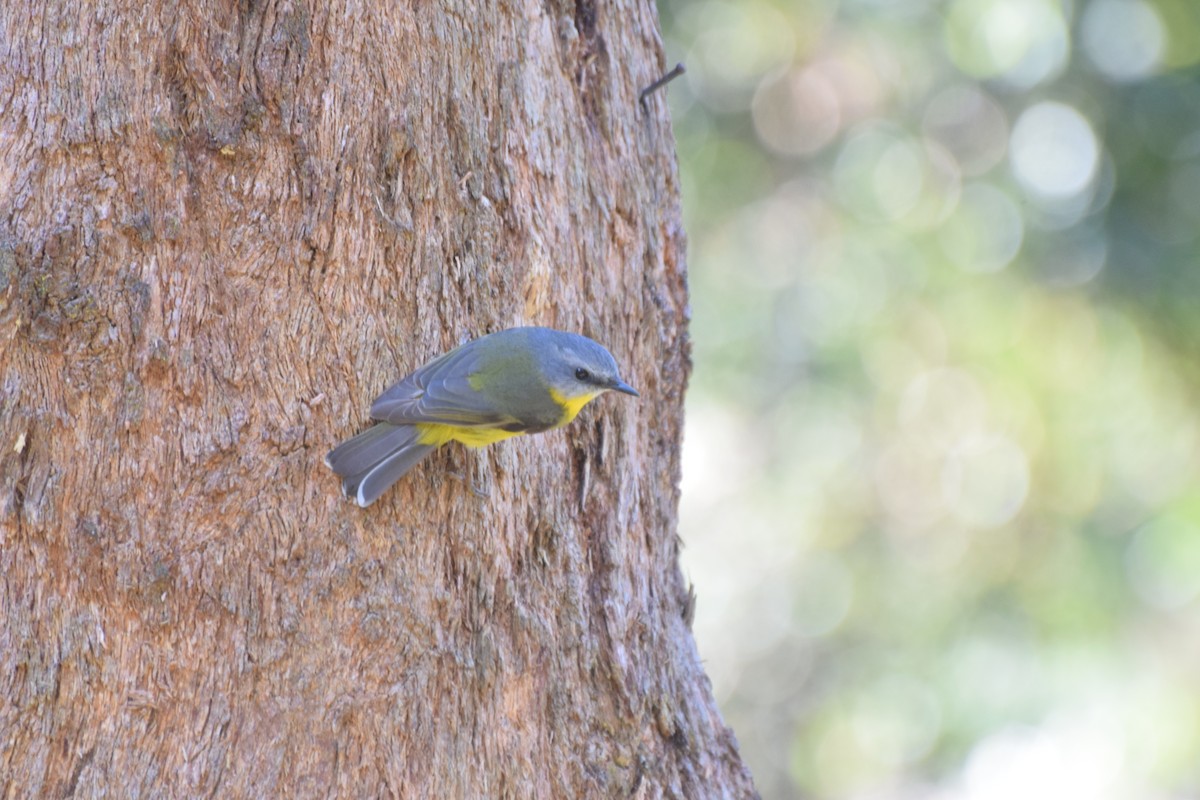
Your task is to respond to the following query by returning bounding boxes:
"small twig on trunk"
[639,63,686,108]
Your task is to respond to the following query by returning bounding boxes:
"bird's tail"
[324,423,436,507]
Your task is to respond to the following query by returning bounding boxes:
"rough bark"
[0,1,756,797]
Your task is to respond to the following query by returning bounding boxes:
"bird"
[325,326,639,507]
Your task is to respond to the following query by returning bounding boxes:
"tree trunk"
[0,1,756,797]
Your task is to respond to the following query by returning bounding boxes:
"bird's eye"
[575,367,591,381]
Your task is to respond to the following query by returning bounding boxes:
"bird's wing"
[368,342,523,428]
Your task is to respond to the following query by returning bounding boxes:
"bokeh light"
[1009,102,1100,200]
[661,0,1200,796]
[939,182,1024,273]
[943,0,1069,87]
[753,66,843,157]
[1082,0,1166,82]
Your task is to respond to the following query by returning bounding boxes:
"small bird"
[325,326,639,507]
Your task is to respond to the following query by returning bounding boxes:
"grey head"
[524,327,639,400]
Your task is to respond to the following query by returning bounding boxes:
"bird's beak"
[611,379,639,397]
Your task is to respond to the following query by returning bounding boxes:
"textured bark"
[0,1,756,797]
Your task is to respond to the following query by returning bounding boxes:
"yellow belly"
[414,390,600,448]
[414,423,523,448]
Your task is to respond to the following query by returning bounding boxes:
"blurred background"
[659,0,1200,797]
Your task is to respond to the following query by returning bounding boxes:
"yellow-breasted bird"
[325,326,638,506]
